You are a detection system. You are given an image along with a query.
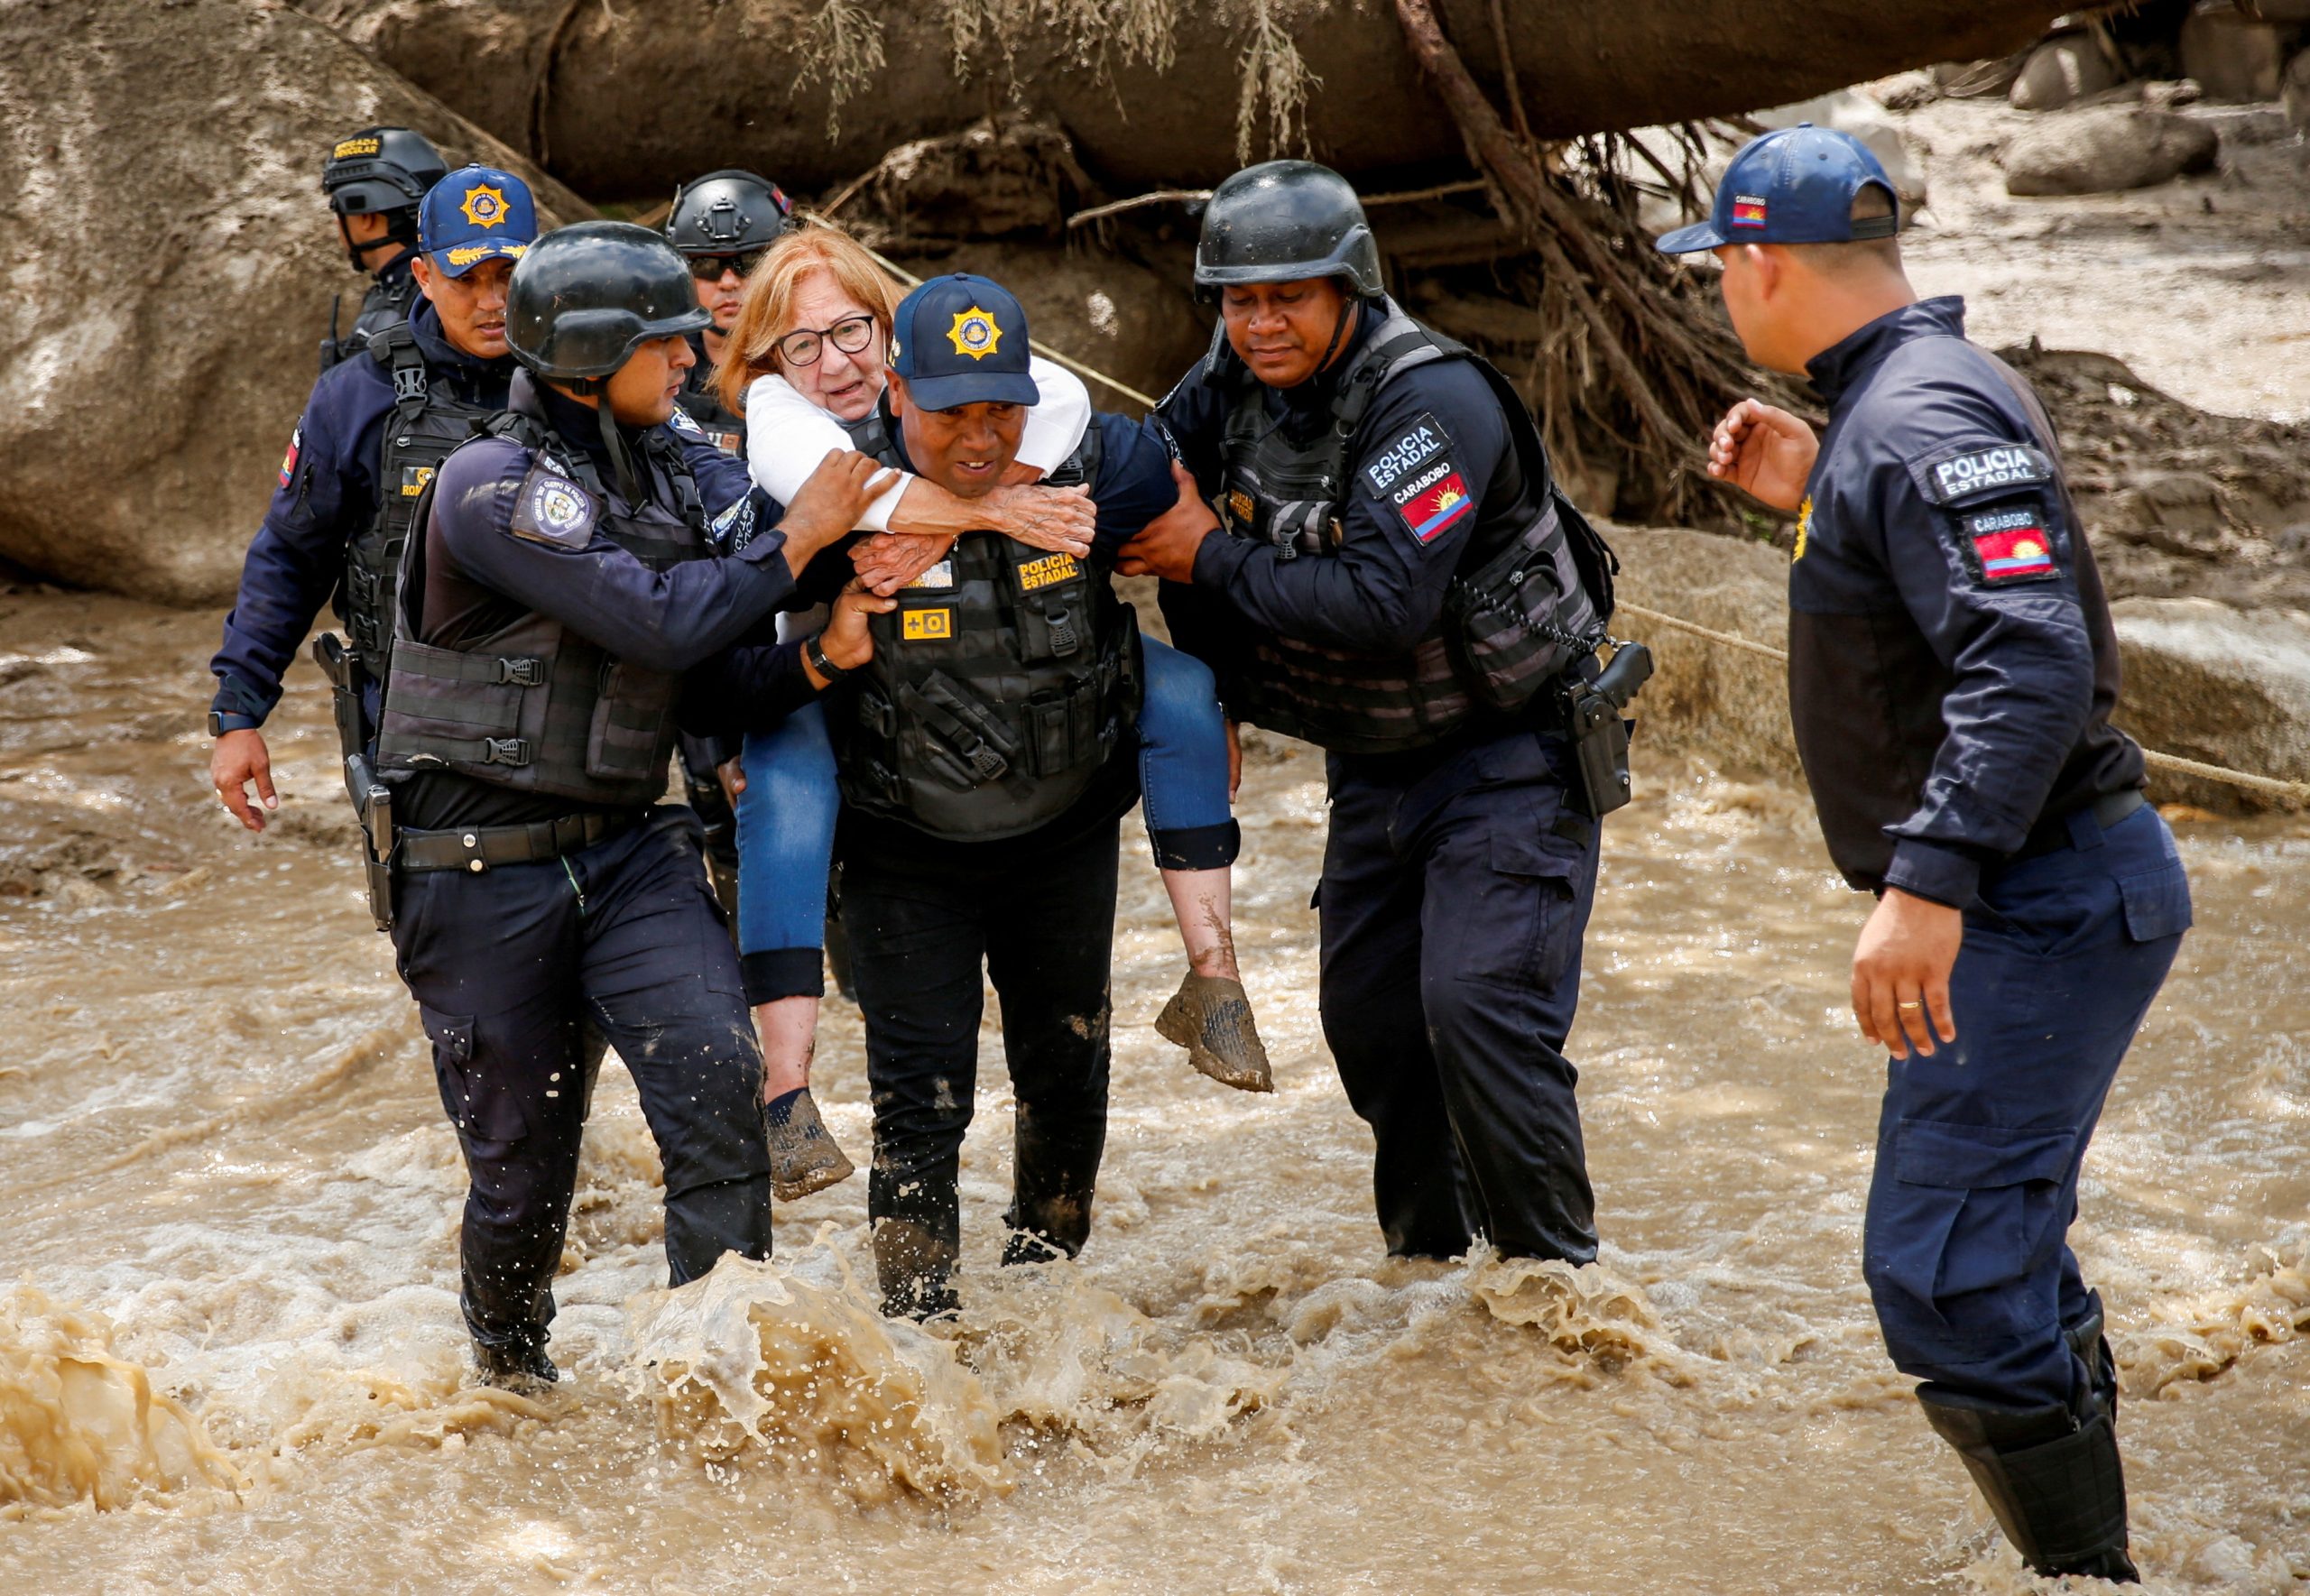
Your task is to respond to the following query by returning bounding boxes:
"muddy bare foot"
[1155,971,1273,1093]
[766,1088,855,1202]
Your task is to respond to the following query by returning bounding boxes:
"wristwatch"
[805,635,850,684]
[208,710,261,736]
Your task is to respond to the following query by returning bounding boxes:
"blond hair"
[716,222,901,417]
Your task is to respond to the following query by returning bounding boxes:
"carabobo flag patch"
[1966,508,2057,584]
[1397,467,1475,544]
[1363,411,1452,494]
[1731,195,1768,229]
[278,426,301,488]
[509,464,597,549]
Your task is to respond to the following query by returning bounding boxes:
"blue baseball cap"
[889,273,1040,410]
[1655,125,1899,254]
[418,165,539,277]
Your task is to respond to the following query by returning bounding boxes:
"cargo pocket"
[2117,859,2192,945]
[419,1005,486,1133]
[1453,823,1584,989]
[1865,1119,2075,1361]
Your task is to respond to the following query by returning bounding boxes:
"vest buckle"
[481,737,531,766]
[392,366,429,405]
[494,657,545,687]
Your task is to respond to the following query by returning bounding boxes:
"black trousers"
[842,819,1118,1305]
[391,807,772,1352]
[1319,727,1601,1263]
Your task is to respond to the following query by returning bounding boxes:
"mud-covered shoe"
[472,1338,558,1397]
[1155,971,1273,1093]
[766,1087,855,1202]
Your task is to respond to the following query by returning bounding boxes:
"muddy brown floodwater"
[1,585,2305,1595]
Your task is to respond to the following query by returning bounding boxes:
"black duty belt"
[393,811,637,874]
[2013,788,2147,862]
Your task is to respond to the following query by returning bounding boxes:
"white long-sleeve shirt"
[742,356,1094,530]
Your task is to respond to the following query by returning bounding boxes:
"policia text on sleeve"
[1132,160,1640,1268]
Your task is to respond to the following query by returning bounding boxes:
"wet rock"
[0,0,587,604]
[853,114,1092,243]
[2179,8,2291,103]
[2009,31,2123,111]
[2111,598,2310,813]
[2282,48,2310,128]
[1607,526,1799,780]
[2000,106,2220,196]
[1933,54,2032,99]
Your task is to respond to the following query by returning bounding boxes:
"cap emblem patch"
[1731,196,1768,228]
[459,184,509,229]
[947,307,1002,361]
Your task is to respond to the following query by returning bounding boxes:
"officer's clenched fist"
[211,727,277,833]
[1707,398,1818,513]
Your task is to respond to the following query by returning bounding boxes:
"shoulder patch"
[1916,442,2055,506]
[1960,505,2061,586]
[1394,464,1476,545]
[1362,411,1454,495]
[668,407,707,439]
[708,492,757,553]
[508,461,597,549]
[278,425,302,488]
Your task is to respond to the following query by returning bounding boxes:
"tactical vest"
[1210,298,1614,755]
[674,333,747,456]
[374,393,713,810]
[340,323,503,678]
[320,267,422,372]
[830,411,1141,842]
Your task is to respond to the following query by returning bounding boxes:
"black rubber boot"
[874,1218,960,1321]
[471,1335,559,1396]
[1918,1382,2139,1583]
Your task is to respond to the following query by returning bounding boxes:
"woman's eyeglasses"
[776,314,879,368]
[688,249,767,281]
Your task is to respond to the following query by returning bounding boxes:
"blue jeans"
[732,637,1240,1002]
[1862,802,2190,1410]
[733,700,839,1003]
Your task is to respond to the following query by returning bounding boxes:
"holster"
[1561,640,1653,818]
[311,633,395,931]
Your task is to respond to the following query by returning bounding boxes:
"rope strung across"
[1613,601,2310,805]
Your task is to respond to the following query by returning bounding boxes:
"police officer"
[665,168,791,454]
[661,168,794,914]
[371,219,892,1388]
[318,126,448,372]
[1665,127,2190,1582]
[821,274,1187,1319]
[1121,161,1621,1270]
[210,166,540,831]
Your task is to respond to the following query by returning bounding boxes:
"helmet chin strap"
[566,374,643,505]
[1313,291,1362,382]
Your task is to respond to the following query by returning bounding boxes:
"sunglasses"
[776,314,879,369]
[688,249,767,281]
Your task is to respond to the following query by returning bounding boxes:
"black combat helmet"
[506,222,712,383]
[1194,160,1383,300]
[666,169,792,256]
[322,126,448,217]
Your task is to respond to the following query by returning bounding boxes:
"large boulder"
[2008,30,2123,111]
[299,0,2071,198]
[0,0,588,605]
[2111,599,2310,813]
[2179,8,2293,103]
[2000,106,2220,196]
[1606,527,1800,780]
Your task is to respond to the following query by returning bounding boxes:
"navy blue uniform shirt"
[1791,296,2142,908]
[1155,308,1512,662]
[396,371,816,829]
[210,300,515,724]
